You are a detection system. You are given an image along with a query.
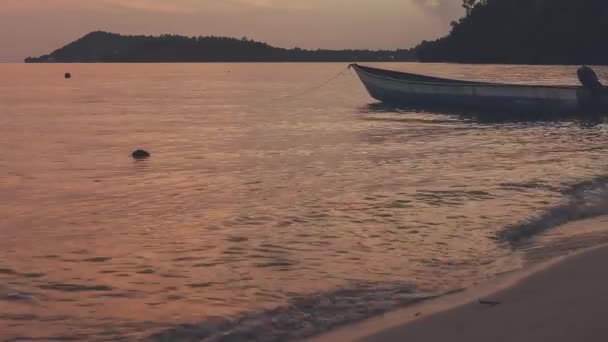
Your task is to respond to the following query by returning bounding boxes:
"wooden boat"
[349,64,608,112]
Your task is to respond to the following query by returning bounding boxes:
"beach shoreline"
[307,242,608,342]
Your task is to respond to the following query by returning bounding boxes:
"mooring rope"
[272,66,352,101]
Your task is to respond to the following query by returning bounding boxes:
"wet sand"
[310,245,608,342]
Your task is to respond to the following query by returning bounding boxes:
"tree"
[462,0,487,16]
[462,0,477,15]
[418,0,608,65]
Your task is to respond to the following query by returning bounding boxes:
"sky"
[1,0,463,62]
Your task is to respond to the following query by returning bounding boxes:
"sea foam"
[150,281,433,342]
[498,176,608,244]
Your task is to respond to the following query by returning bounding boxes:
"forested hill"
[25,31,415,63]
[416,0,608,65]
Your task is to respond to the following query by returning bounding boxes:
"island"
[26,1,607,65]
[25,31,416,63]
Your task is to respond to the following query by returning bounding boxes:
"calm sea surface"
[2,63,608,340]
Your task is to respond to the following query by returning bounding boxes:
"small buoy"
[132,149,150,159]
[65,73,72,79]
[479,300,501,306]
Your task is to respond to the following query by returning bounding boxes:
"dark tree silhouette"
[25,31,416,63]
[462,0,484,15]
[416,0,608,65]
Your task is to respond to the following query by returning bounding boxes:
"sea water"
[2,63,608,340]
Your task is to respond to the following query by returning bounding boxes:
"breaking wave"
[498,176,608,244]
[149,282,439,342]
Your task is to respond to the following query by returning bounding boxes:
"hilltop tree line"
[25,31,416,63]
[27,1,607,66]
[416,0,608,65]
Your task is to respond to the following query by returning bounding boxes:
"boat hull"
[351,64,608,112]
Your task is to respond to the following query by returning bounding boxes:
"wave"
[149,282,439,342]
[497,176,608,244]
[148,176,608,341]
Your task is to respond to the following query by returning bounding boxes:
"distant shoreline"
[24,31,417,64]
[24,60,418,64]
[20,61,602,67]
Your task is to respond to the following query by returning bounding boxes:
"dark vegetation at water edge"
[416,0,608,65]
[25,31,416,63]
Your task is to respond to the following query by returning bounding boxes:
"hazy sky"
[1,0,463,62]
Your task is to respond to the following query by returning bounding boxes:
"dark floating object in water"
[479,300,502,306]
[64,73,72,79]
[132,149,151,159]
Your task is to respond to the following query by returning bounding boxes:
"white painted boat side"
[354,65,581,110]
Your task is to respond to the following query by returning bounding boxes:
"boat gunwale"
[351,64,581,91]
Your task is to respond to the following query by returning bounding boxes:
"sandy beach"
[310,244,608,342]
